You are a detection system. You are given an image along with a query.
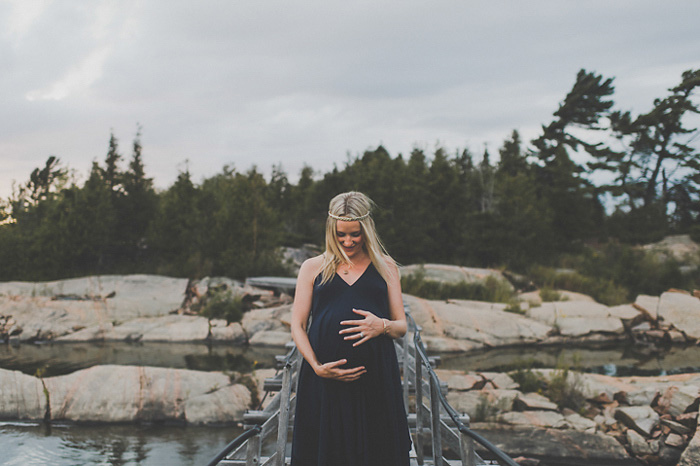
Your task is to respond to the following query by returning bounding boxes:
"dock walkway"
[207,304,518,466]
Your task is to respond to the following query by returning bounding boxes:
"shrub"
[509,361,546,394]
[401,267,514,303]
[193,285,247,324]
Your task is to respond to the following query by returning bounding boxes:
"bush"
[545,368,586,412]
[401,267,514,302]
[509,361,546,394]
[193,285,247,324]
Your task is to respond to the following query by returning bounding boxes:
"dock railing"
[207,304,519,466]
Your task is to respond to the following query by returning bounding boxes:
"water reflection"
[0,421,243,466]
[436,343,700,376]
[0,341,280,377]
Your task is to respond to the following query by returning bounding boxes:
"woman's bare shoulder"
[298,255,325,277]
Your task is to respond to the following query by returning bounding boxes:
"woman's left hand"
[339,308,385,347]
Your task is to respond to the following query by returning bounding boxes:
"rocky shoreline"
[2,272,700,465]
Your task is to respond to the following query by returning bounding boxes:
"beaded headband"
[328,211,370,222]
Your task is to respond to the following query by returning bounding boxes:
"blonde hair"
[319,191,395,285]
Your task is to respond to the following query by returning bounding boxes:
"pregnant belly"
[310,310,372,368]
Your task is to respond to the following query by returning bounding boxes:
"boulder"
[248,330,292,347]
[0,275,189,341]
[657,291,700,339]
[615,405,660,437]
[42,365,250,423]
[498,411,566,428]
[183,383,251,424]
[513,392,558,411]
[479,372,518,390]
[471,427,635,464]
[420,335,480,352]
[527,301,625,337]
[209,320,247,343]
[0,369,47,420]
[626,429,659,456]
[242,305,292,336]
[430,299,551,346]
[679,412,700,466]
[57,315,212,342]
[656,384,700,417]
[400,264,513,290]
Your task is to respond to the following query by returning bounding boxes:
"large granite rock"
[679,410,700,466]
[0,275,189,341]
[0,369,47,420]
[471,426,638,465]
[40,365,250,423]
[656,291,700,339]
[527,301,626,337]
[428,299,551,346]
[400,264,513,291]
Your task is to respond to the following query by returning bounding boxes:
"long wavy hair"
[318,191,396,285]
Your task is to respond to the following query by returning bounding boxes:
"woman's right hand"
[313,359,366,382]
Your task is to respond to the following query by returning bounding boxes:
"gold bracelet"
[382,319,388,335]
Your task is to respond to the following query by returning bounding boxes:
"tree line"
[1,69,699,301]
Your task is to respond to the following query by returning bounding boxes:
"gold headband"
[328,211,370,222]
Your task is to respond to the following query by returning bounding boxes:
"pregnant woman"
[290,191,411,466]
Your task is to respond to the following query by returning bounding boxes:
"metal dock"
[207,306,518,466]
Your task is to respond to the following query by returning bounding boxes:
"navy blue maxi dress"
[291,263,411,466]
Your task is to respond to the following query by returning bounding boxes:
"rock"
[679,411,700,466]
[0,275,190,341]
[401,295,444,337]
[641,234,700,263]
[528,301,625,337]
[248,330,292,347]
[615,405,660,437]
[443,372,484,391]
[0,369,47,420]
[446,391,484,418]
[57,314,212,342]
[498,411,566,428]
[431,299,551,346]
[251,368,277,409]
[480,372,518,390]
[627,429,658,456]
[665,433,685,448]
[420,335,479,352]
[471,427,635,464]
[656,291,700,339]
[400,264,513,291]
[241,305,291,336]
[41,365,250,423]
[562,412,597,431]
[513,392,558,411]
[209,320,247,342]
[660,418,692,435]
[656,384,700,417]
[184,383,251,424]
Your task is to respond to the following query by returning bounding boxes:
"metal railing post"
[414,331,425,465]
[429,374,444,466]
[275,361,293,466]
[459,430,476,466]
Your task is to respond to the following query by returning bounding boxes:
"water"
[0,421,243,466]
[2,341,698,465]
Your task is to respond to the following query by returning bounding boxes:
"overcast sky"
[2,0,699,199]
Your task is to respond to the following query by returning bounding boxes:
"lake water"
[1,341,698,465]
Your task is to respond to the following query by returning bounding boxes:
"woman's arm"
[290,257,366,382]
[382,258,408,338]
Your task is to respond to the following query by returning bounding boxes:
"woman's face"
[336,220,364,258]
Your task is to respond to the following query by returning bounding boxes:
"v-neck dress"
[291,262,411,466]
